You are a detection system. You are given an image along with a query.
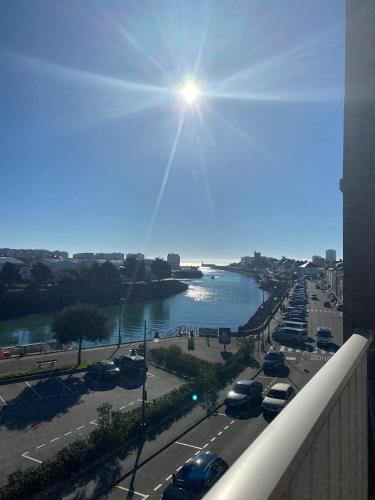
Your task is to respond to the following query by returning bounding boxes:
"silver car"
[262,383,295,414]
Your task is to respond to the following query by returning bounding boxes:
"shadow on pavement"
[225,403,262,420]
[221,351,233,362]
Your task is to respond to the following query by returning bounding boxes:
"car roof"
[271,382,291,391]
[191,451,218,468]
[236,379,260,386]
[96,360,114,366]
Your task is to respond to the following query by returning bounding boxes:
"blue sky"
[0,0,344,263]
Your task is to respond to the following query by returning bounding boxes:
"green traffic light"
[192,394,198,401]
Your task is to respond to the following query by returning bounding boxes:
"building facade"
[167,253,180,270]
[326,249,336,265]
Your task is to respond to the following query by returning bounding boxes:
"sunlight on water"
[186,285,214,302]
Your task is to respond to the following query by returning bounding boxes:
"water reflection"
[0,268,263,347]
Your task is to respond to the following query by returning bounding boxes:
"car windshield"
[234,383,249,394]
[265,352,279,360]
[268,389,287,399]
[100,362,114,370]
[318,330,331,337]
[174,464,205,491]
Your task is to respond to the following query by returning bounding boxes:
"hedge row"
[0,341,255,500]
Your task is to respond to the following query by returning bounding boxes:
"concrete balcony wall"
[204,333,371,500]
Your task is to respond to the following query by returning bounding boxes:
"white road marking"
[119,405,126,410]
[279,346,285,352]
[286,357,297,361]
[224,425,229,430]
[76,425,85,430]
[153,484,162,491]
[21,452,43,464]
[89,420,98,426]
[175,441,203,450]
[50,437,60,442]
[166,474,172,481]
[64,431,72,436]
[36,444,46,449]
[25,381,42,399]
[185,458,192,463]
[216,412,227,416]
[0,394,7,405]
[203,443,209,448]
[176,466,183,472]
[129,402,135,406]
[217,431,223,436]
[147,372,155,377]
[56,377,75,393]
[115,486,149,499]
[210,437,216,442]
[230,420,235,424]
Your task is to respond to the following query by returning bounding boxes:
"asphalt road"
[0,367,183,482]
[88,280,344,499]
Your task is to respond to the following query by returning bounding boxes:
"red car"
[0,350,11,359]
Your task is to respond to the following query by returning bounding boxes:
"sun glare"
[181,81,200,104]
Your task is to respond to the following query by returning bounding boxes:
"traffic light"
[192,394,198,401]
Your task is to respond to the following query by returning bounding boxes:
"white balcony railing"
[204,332,372,500]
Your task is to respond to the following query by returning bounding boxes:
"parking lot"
[0,367,183,481]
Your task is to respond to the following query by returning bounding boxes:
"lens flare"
[181,81,199,104]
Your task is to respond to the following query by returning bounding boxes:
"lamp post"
[140,320,159,429]
[118,297,125,347]
[267,285,278,344]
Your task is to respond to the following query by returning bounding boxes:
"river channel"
[0,267,264,347]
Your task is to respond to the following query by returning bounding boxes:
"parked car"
[0,349,11,359]
[316,327,333,347]
[273,328,308,345]
[262,383,295,414]
[279,320,307,329]
[262,350,285,373]
[337,304,343,312]
[224,379,263,409]
[114,354,147,377]
[162,451,228,499]
[310,294,318,300]
[86,361,119,382]
[324,301,331,308]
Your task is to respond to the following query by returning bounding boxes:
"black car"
[86,361,119,382]
[224,379,263,409]
[263,350,285,372]
[162,451,228,499]
[113,354,147,377]
[324,301,331,308]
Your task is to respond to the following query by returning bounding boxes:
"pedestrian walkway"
[278,345,334,356]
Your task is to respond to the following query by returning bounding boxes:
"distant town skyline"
[1,1,344,261]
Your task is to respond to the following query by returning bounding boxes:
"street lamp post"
[140,320,159,430]
[118,298,125,347]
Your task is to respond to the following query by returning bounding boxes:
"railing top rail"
[203,331,372,500]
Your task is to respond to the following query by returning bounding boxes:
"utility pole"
[141,320,147,429]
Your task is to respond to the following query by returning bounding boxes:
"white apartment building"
[167,253,180,270]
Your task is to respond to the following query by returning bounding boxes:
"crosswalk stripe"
[279,346,285,352]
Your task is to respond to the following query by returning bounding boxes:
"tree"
[85,262,120,287]
[123,257,145,282]
[151,258,171,281]
[1,262,21,287]
[31,262,53,286]
[52,304,110,364]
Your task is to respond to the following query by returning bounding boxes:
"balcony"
[204,332,373,500]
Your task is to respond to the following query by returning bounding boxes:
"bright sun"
[181,81,199,104]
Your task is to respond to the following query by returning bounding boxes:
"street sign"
[198,327,218,337]
[219,328,231,345]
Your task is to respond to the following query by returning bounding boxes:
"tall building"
[126,253,144,261]
[167,253,180,270]
[325,249,336,265]
[0,248,68,260]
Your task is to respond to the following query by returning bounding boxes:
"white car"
[316,327,333,347]
[262,383,295,414]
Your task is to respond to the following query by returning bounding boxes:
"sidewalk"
[0,335,245,376]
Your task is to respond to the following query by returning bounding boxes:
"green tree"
[31,262,53,286]
[123,257,145,282]
[52,304,110,364]
[151,258,171,280]
[1,262,21,287]
[99,261,120,285]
